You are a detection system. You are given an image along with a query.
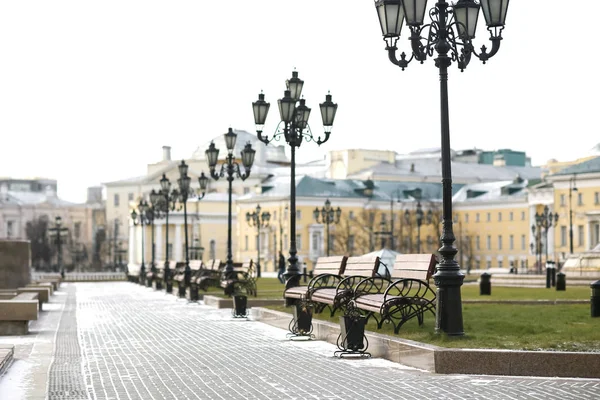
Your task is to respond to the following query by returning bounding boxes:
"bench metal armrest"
[382,278,436,303]
[335,275,374,293]
[353,276,393,298]
[306,273,344,294]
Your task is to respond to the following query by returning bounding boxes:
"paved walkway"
[2,282,600,399]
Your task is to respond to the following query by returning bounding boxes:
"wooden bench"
[0,292,39,335]
[309,255,382,317]
[197,259,223,291]
[353,254,437,333]
[155,261,177,291]
[284,256,349,306]
[146,261,161,287]
[219,260,257,296]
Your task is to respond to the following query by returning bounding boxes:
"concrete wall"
[0,240,31,289]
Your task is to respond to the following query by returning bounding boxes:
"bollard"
[556,272,566,291]
[479,272,491,295]
[303,266,308,283]
[551,261,557,287]
[591,280,600,318]
[545,262,552,289]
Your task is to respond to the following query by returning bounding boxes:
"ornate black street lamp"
[246,204,271,278]
[313,199,341,257]
[143,189,164,286]
[252,71,338,289]
[373,0,511,336]
[130,199,149,284]
[533,205,559,268]
[176,160,209,299]
[206,128,256,280]
[158,174,179,293]
[568,175,578,254]
[48,216,69,278]
[404,201,433,253]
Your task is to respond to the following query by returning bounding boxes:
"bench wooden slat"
[390,254,436,280]
[313,256,348,276]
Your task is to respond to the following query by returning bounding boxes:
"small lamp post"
[157,174,179,292]
[533,205,559,287]
[404,201,433,253]
[48,216,69,278]
[372,0,512,336]
[253,71,337,292]
[246,204,271,278]
[130,199,149,283]
[313,199,342,256]
[206,128,256,283]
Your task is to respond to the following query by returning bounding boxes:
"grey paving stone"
[50,283,600,400]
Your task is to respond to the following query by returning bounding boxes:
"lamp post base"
[434,271,465,336]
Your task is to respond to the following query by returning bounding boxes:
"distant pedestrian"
[278,252,286,283]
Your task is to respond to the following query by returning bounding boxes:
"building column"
[174,222,183,261]
[128,220,136,266]
[156,223,163,261]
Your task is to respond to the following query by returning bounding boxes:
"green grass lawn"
[241,278,599,352]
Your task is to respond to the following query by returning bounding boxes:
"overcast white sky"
[0,1,598,203]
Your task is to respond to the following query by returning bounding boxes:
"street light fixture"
[569,175,578,254]
[48,216,69,278]
[252,71,338,291]
[372,0,511,336]
[246,204,271,278]
[404,201,433,253]
[157,173,179,293]
[532,205,559,278]
[206,128,256,282]
[313,199,342,257]
[176,160,209,299]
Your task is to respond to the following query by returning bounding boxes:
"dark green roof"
[555,157,600,176]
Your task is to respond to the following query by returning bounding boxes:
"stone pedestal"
[0,240,31,289]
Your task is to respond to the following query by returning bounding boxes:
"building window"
[256,235,259,251]
[209,240,216,259]
[498,212,502,222]
[521,234,526,250]
[498,235,503,250]
[578,225,584,247]
[509,212,513,221]
[284,235,288,250]
[595,192,600,205]
[74,222,81,239]
[475,259,481,269]
[167,243,173,258]
[329,234,335,252]
[244,187,250,195]
[244,235,248,250]
[486,213,491,222]
[128,193,134,201]
[560,226,567,247]
[465,213,469,223]
[296,234,302,250]
[296,210,302,220]
[6,221,14,238]
[486,260,491,269]
[476,236,480,250]
[509,235,514,250]
[521,211,525,220]
[349,211,354,220]
[348,235,355,252]
[560,194,566,206]
[312,233,319,252]
[577,193,583,206]
[486,235,491,250]
[498,259,503,269]
[476,213,480,222]
[114,194,120,206]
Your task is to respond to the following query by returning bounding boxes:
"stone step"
[0,345,14,377]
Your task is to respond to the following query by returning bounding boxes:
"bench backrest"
[189,260,204,271]
[342,256,380,277]
[233,260,253,274]
[14,292,39,301]
[313,255,348,276]
[390,254,437,281]
[212,259,223,271]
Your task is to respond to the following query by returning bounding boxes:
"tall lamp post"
[159,174,179,293]
[246,205,271,278]
[404,201,432,253]
[252,71,338,290]
[48,216,69,278]
[568,175,578,254]
[313,199,341,256]
[130,200,148,283]
[533,205,559,285]
[206,128,256,280]
[143,189,163,286]
[373,0,511,335]
[176,160,209,299]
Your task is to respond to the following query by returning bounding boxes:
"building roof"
[452,178,529,203]
[0,191,80,207]
[554,156,600,176]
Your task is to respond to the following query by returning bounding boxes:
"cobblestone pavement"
[47,283,600,400]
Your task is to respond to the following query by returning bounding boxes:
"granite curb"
[0,345,14,377]
[249,306,600,379]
